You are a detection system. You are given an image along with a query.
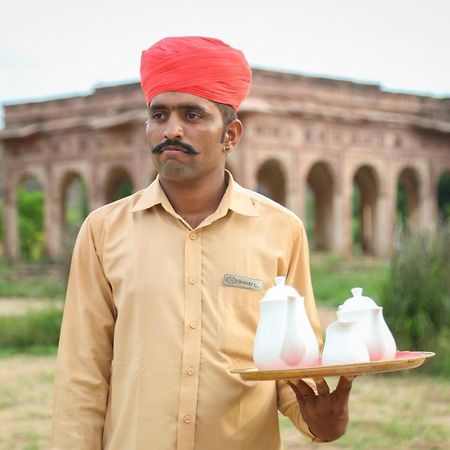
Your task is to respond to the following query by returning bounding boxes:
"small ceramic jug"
[321,320,370,365]
[337,287,397,361]
[253,276,320,370]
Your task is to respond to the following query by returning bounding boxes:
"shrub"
[0,261,67,299]
[0,306,63,353]
[380,227,450,376]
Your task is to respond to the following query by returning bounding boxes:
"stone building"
[1,69,450,261]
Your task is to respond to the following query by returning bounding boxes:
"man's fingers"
[314,377,330,396]
[335,375,355,394]
[288,379,315,397]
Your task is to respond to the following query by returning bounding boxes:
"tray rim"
[230,351,435,381]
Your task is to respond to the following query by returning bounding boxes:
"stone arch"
[396,167,421,231]
[305,161,335,250]
[16,173,45,260]
[437,169,450,223]
[104,166,135,204]
[60,171,89,240]
[352,165,380,254]
[256,159,287,206]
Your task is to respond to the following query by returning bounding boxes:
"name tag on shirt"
[223,274,264,291]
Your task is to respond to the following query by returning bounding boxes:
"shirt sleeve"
[51,214,116,450]
[277,219,323,440]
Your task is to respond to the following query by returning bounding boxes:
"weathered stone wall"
[1,70,450,260]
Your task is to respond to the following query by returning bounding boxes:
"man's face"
[146,92,226,184]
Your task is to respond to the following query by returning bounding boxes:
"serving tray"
[230,351,435,381]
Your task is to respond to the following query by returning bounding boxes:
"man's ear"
[224,119,243,150]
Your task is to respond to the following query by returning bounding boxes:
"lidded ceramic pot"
[253,276,320,370]
[336,287,397,361]
[321,319,370,365]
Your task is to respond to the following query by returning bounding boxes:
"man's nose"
[163,115,184,140]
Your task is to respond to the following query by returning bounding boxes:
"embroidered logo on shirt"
[223,274,264,291]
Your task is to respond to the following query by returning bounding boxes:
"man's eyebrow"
[179,104,209,114]
[149,103,209,114]
[148,103,167,111]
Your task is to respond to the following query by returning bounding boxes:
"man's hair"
[216,103,237,143]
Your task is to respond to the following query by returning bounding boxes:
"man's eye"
[186,111,201,120]
[151,112,165,120]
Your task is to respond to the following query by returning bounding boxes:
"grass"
[280,373,450,449]
[0,355,54,450]
[1,356,449,450]
[0,256,449,449]
[311,253,389,307]
[0,307,63,354]
[0,260,66,299]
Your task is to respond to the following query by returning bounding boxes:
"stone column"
[332,188,345,254]
[374,190,395,258]
[4,182,19,261]
[429,173,439,228]
[44,176,64,260]
[339,167,353,255]
[288,154,305,220]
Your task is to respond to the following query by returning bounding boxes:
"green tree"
[438,172,450,222]
[114,179,134,201]
[18,187,45,260]
[0,199,4,246]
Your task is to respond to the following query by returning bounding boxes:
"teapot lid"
[339,287,378,310]
[262,276,301,301]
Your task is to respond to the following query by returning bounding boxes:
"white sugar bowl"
[321,319,370,365]
[337,287,397,361]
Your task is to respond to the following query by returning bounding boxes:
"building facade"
[1,69,450,260]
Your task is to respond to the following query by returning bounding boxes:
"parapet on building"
[1,69,450,260]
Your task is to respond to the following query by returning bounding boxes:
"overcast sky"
[1,0,449,125]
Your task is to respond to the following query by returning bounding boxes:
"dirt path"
[0,298,62,316]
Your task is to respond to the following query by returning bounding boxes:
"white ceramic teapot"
[337,287,397,361]
[253,276,320,370]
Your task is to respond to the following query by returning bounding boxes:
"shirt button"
[190,321,198,329]
[190,232,197,240]
[187,367,194,375]
[189,276,197,284]
[183,415,191,423]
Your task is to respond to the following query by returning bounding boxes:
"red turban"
[140,36,252,111]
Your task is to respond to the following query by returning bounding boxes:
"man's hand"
[288,376,354,442]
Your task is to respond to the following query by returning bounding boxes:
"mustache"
[152,140,199,155]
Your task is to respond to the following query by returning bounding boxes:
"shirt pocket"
[217,285,263,362]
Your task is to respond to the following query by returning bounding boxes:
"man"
[51,36,354,450]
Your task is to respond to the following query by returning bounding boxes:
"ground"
[1,299,449,449]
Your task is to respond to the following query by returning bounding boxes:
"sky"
[1,0,449,126]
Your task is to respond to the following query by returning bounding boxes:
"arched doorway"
[256,159,286,205]
[396,167,421,231]
[306,162,334,250]
[437,170,450,224]
[61,172,89,243]
[353,165,379,254]
[17,175,45,260]
[104,167,134,204]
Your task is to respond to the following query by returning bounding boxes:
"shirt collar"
[130,170,259,218]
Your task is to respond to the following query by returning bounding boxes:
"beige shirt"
[51,172,323,450]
